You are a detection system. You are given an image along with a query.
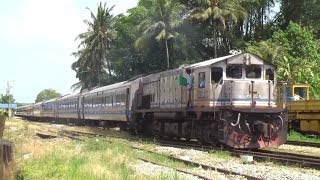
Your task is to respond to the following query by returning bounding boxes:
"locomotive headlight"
[251,100,256,107]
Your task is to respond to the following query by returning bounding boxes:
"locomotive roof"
[189,54,237,68]
[189,53,273,69]
[140,53,271,82]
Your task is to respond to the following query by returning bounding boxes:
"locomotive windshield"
[245,65,261,78]
[226,65,242,79]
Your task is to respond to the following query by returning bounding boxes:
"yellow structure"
[277,84,320,133]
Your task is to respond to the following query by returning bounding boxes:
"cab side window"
[226,65,242,79]
[198,72,206,88]
[265,68,274,81]
[211,67,223,83]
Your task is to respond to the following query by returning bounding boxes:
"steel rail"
[132,146,262,180]
[138,158,213,180]
[230,149,320,170]
[286,140,320,148]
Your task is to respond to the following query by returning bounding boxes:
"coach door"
[194,68,209,107]
[81,96,85,119]
[77,97,81,119]
[211,67,223,106]
[125,88,130,121]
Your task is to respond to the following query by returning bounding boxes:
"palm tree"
[73,2,116,90]
[135,0,183,69]
[246,40,281,63]
[189,0,246,58]
[71,47,92,91]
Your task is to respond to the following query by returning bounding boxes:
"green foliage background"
[71,0,320,97]
[35,89,62,103]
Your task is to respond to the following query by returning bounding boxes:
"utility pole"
[6,81,12,118]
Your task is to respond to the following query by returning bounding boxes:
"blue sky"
[0,0,138,103]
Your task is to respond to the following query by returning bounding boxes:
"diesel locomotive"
[16,53,288,149]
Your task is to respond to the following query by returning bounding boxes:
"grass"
[287,130,320,143]
[3,118,194,180]
[20,139,139,179]
[208,148,231,160]
[158,172,181,180]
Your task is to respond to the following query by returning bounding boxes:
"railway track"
[156,139,320,169]
[56,129,320,170]
[30,122,320,170]
[286,140,320,148]
[230,149,320,170]
[138,158,213,180]
[132,146,262,180]
[32,127,261,179]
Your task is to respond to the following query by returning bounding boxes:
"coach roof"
[87,80,132,95]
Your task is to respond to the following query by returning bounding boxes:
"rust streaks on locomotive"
[16,53,288,149]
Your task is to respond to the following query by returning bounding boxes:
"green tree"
[135,0,184,69]
[0,94,15,104]
[108,6,149,82]
[73,2,116,90]
[71,46,93,91]
[35,89,61,103]
[246,22,320,97]
[278,0,320,37]
[188,0,247,58]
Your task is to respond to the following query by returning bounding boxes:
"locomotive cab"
[223,54,276,107]
[189,54,287,149]
[191,54,277,108]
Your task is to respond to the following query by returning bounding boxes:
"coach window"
[112,95,115,107]
[117,94,121,106]
[97,98,100,107]
[105,97,108,107]
[121,94,125,106]
[101,97,104,107]
[110,96,113,107]
[265,68,274,81]
[108,96,112,107]
[226,65,242,79]
[98,97,102,107]
[245,65,261,79]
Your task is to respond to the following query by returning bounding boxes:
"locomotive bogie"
[220,109,287,149]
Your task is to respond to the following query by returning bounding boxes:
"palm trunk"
[103,41,112,76]
[165,40,170,69]
[213,21,217,58]
[106,60,112,76]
